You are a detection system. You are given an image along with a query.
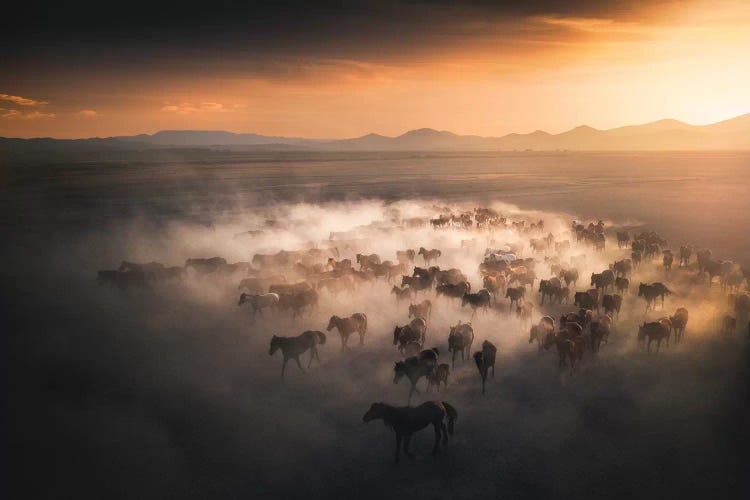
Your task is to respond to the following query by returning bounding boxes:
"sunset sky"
[2,0,749,139]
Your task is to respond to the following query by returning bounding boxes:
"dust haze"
[3,154,750,500]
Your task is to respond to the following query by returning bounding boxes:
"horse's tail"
[314,331,327,345]
[442,402,457,435]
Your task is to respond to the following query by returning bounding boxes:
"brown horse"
[393,318,428,353]
[408,300,432,322]
[418,247,442,265]
[447,321,474,368]
[543,323,584,372]
[363,401,457,463]
[638,320,671,354]
[327,313,368,351]
[426,364,450,392]
[670,307,689,343]
[473,340,497,395]
[394,350,439,403]
[269,330,326,377]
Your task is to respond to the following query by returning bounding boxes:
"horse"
[574,291,597,310]
[238,292,280,317]
[394,351,439,403]
[418,247,442,265]
[356,253,381,271]
[327,313,368,350]
[638,320,670,355]
[362,401,457,463]
[670,307,689,343]
[269,331,326,377]
[663,251,674,273]
[408,300,432,323]
[393,318,428,353]
[615,276,629,294]
[611,259,632,278]
[679,246,692,267]
[617,231,630,249]
[602,294,622,320]
[391,285,414,302]
[396,249,416,264]
[591,270,615,293]
[528,324,549,352]
[483,274,507,302]
[447,321,474,368]
[401,274,432,293]
[589,316,612,352]
[638,283,661,312]
[436,281,470,300]
[462,289,492,318]
[276,289,319,318]
[722,315,737,337]
[543,323,585,372]
[426,364,451,392]
[558,268,579,288]
[539,278,561,305]
[516,302,534,331]
[185,257,227,275]
[473,340,497,395]
[505,287,525,312]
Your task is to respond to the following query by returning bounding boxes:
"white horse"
[238,292,279,317]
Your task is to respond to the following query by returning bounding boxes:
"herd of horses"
[97,206,750,463]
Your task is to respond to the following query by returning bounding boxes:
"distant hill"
[3,113,749,153]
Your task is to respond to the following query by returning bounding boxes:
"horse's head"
[638,283,646,296]
[590,273,597,285]
[363,402,385,423]
[393,362,406,383]
[269,335,280,355]
[237,293,248,306]
[326,316,338,331]
[418,247,426,254]
[393,326,402,345]
[408,304,416,317]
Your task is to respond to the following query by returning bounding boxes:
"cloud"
[77,109,100,117]
[0,108,55,119]
[0,93,49,106]
[161,102,244,114]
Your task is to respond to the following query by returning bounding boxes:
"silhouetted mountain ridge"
[2,113,749,152]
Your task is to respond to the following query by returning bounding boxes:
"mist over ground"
[2,152,750,499]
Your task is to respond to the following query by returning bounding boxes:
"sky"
[2,0,750,139]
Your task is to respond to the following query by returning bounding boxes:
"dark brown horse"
[269,330,326,377]
[670,307,689,343]
[394,350,439,403]
[363,401,457,463]
[447,321,474,368]
[638,319,671,354]
[473,340,497,395]
[543,323,584,372]
[393,318,428,353]
[327,313,368,350]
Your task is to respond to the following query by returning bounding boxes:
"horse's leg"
[295,356,305,373]
[452,350,456,369]
[281,357,288,378]
[441,422,448,444]
[394,433,402,463]
[359,330,365,346]
[403,434,415,460]
[431,424,441,456]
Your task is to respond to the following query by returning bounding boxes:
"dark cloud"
[4,1,667,49]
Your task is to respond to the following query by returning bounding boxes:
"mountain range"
[2,113,749,153]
